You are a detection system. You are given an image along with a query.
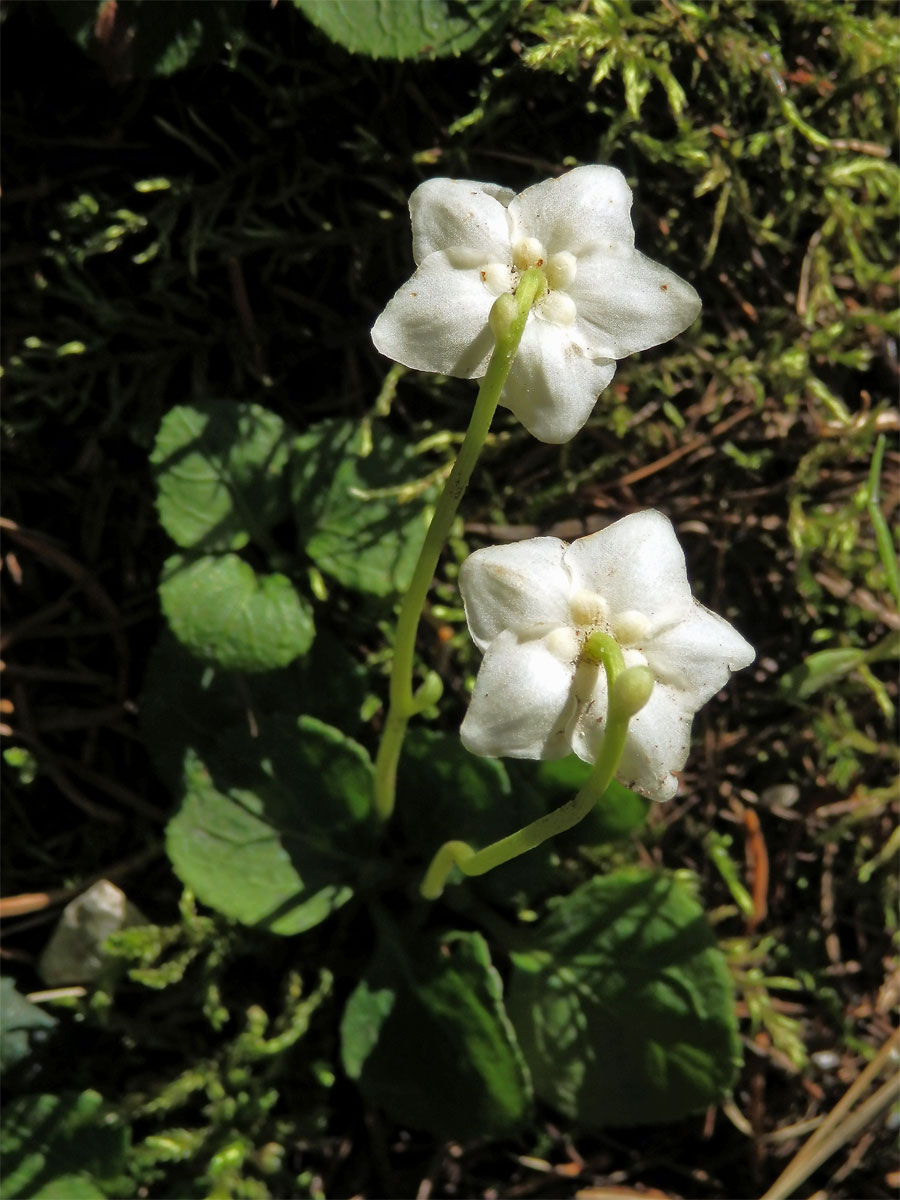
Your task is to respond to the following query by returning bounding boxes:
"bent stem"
[420,652,654,901]
[373,269,546,822]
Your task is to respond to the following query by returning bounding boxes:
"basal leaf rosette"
[458,511,755,800]
[372,166,701,443]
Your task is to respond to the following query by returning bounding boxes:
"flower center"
[566,589,652,664]
[479,239,578,329]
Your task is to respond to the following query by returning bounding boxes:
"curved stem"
[420,659,653,900]
[373,269,546,822]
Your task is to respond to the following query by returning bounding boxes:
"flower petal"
[371,251,495,378]
[410,178,514,264]
[570,677,689,800]
[644,600,755,706]
[502,318,617,443]
[616,684,692,800]
[508,165,635,257]
[569,248,701,359]
[461,630,575,760]
[563,511,693,626]
[459,537,571,650]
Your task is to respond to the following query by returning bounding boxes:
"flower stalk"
[373,268,546,821]
[420,657,654,900]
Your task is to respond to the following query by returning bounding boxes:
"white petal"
[563,511,693,626]
[410,178,514,264]
[371,251,495,378]
[508,165,635,257]
[616,684,692,800]
[461,630,575,760]
[569,248,701,359]
[644,600,755,706]
[459,537,571,650]
[570,677,689,800]
[501,319,617,443]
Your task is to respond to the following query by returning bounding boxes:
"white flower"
[371,166,701,443]
[458,511,754,800]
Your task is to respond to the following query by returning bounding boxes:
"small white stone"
[513,236,546,271]
[569,589,609,628]
[612,609,651,645]
[812,1050,840,1071]
[539,291,577,327]
[546,250,577,290]
[38,880,148,986]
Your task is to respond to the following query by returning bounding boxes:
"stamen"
[612,609,651,645]
[546,250,577,290]
[512,236,546,271]
[544,626,580,663]
[480,262,515,295]
[538,291,576,327]
[570,589,609,628]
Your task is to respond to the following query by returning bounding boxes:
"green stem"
[373,269,546,822]
[420,659,654,900]
[867,433,900,609]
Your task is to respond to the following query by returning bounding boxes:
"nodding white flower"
[371,166,701,444]
[458,511,754,800]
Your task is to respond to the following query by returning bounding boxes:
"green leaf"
[779,635,900,702]
[1,1090,129,1199]
[159,554,315,672]
[341,928,531,1138]
[49,1,246,80]
[141,630,367,792]
[507,868,741,1126]
[166,716,375,935]
[292,419,434,596]
[0,978,57,1072]
[151,401,292,553]
[291,0,514,60]
[398,730,554,907]
[780,646,866,700]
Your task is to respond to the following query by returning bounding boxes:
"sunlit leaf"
[151,401,292,553]
[292,419,433,596]
[159,554,314,672]
[292,0,514,60]
[507,868,741,1126]
[166,716,375,935]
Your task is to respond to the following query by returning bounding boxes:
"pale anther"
[480,262,515,295]
[539,292,577,327]
[544,626,580,662]
[612,609,651,645]
[545,250,577,290]
[513,236,546,271]
[569,589,609,628]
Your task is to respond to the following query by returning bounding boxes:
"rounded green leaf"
[292,0,514,60]
[152,401,292,552]
[340,929,532,1138]
[507,868,742,1126]
[159,554,314,672]
[166,716,375,935]
[292,418,435,596]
